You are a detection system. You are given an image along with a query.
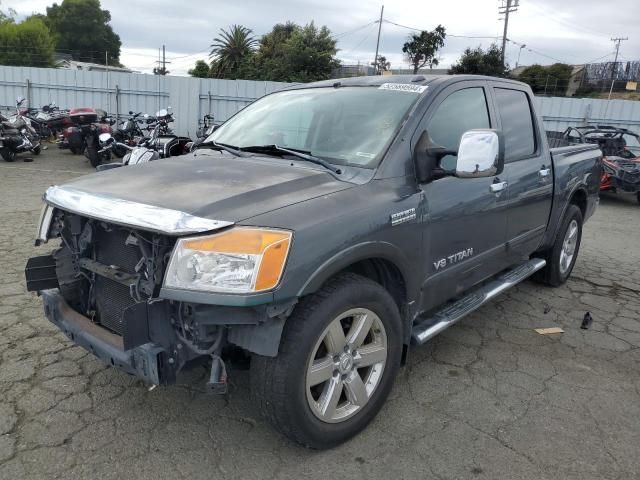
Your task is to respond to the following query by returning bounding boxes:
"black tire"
[636,192,640,205]
[0,147,15,162]
[87,146,100,167]
[536,204,583,287]
[112,144,127,158]
[32,145,41,155]
[250,273,402,449]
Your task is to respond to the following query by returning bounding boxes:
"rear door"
[416,81,510,310]
[490,85,553,261]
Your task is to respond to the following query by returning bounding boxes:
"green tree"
[0,16,55,67]
[372,54,390,74]
[188,59,211,78]
[402,25,446,74]
[153,66,169,76]
[518,63,573,95]
[517,64,548,92]
[251,22,339,82]
[209,24,257,79]
[45,0,121,64]
[449,43,509,77]
[0,2,16,24]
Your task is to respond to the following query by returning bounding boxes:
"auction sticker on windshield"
[378,83,428,93]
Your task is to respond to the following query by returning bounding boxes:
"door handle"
[539,167,551,178]
[490,181,508,193]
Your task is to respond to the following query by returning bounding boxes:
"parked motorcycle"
[140,108,191,158]
[111,111,148,157]
[57,108,115,166]
[188,114,220,151]
[26,103,70,140]
[0,97,42,162]
[95,108,191,170]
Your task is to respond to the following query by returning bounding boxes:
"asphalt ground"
[1,148,639,479]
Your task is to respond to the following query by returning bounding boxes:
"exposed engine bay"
[33,210,231,385]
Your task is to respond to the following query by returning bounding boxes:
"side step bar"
[411,258,546,345]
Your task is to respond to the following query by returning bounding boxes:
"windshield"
[207,86,422,168]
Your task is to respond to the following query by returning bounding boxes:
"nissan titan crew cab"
[26,75,601,448]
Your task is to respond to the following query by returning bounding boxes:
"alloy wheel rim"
[305,308,388,424]
[559,219,578,275]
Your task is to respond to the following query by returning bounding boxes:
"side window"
[494,88,536,161]
[427,87,491,170]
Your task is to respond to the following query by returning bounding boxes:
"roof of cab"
[292,74,528,89]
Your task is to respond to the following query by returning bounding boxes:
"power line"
[525,2,610,39]
[383,19,499,39]
[341,22,378,57]
[333,21,378,39]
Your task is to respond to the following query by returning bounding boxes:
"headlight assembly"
[164,228,292,294]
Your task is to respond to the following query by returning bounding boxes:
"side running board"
[411,258,546,345]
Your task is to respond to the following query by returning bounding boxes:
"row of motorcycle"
[0,97,219,169]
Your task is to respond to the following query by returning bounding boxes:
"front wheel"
[250,273,402,449]
[536,204,583,287]
[86,145,100,167]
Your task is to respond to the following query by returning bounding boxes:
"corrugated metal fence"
[0,65,290,137]
[1,65,639,136]
[534,96,640,132]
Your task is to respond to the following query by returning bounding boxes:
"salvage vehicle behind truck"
[26,75,601,448]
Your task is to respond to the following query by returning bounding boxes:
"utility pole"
[608,36,628,100]
[499,0,519,68]
[373,5,384,75]
[154,45,171,75]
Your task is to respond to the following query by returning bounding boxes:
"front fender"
[297,240,417,300]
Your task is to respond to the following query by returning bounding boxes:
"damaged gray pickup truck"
[26,75,601,448]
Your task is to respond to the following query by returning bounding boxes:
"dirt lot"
[1,148,639,480]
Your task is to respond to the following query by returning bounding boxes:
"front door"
[415,82,509,311]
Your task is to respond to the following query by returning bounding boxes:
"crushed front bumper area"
[40,289,167,385]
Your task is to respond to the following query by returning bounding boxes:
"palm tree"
[210,25,257,77]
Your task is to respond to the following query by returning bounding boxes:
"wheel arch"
[296,242,418,354]
[569,187,588,218]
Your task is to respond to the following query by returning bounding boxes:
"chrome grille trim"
[44,185,233,235]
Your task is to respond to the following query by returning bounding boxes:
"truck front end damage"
[26,186,293,391]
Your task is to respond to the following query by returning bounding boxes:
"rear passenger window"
[427,87,490,170]
[494,88,536,161]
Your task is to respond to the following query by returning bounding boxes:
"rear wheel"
[536,204,583,287]
[250,273,402,449]
[0,147,15,162]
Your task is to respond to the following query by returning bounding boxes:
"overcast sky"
[8,0,639,75]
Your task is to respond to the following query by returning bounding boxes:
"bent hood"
[47,152,352,231]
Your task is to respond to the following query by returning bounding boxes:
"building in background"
[55,53,133,73]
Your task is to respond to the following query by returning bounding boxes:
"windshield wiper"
[197,140,248,157]
[240,144,342,174]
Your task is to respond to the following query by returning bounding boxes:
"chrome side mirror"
[455,130,504,178]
